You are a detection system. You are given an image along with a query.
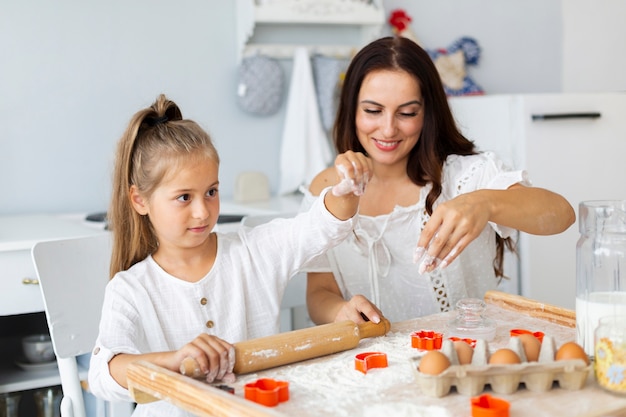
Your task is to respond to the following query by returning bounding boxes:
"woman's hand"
[414,191,491,273]
[331,151,373,197]
[173,334,235,383]
[334,295,384,325]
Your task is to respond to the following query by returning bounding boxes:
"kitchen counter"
[126,291,626,417]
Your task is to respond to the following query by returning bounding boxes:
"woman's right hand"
[331,151,372,197]
[173,334,235,383]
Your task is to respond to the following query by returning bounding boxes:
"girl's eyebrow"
[360,99,422,107]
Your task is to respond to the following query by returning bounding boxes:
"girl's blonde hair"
[108,94,219,277]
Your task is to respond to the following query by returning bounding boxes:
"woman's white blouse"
[88,188,355,416]
[300,152,529,323]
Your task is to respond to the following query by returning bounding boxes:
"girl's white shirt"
[88,187,355,416]
[300,152,530,323]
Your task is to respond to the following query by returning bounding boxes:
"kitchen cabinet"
[235,0,385,59]
[448,93,626,310]
[0,215,105,397]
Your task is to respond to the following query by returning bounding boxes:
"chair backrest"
[31,233,132,417]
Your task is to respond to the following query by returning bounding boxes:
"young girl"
[88,94,372,416]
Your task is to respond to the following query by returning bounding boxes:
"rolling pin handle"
[180,356,204,379]
[357,317,391,339]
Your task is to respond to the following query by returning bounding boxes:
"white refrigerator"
[448,93,626,309]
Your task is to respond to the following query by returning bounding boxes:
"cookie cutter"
[471,394,510,417]
[448,336,477,348]
[510,328,545,343]
[244,378,289,407]
[355,351,388,374]
[411,330,443,350]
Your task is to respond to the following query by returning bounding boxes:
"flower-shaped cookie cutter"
[411,330,443,350]
[510,328,545,343]
[244,378,289,407]
[355,351,388,374]
[448,336,477,348]
[471,394,510,417]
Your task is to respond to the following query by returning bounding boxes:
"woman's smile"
[372,138,401,151]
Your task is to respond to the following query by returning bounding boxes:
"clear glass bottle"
[594,315,626,396]
[576,200,626,358]
[446,298,496,341]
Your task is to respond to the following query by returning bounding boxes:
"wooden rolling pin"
[180,318,391,378]
[484,290,576,328]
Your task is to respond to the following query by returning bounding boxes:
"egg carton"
[411,336,592,397]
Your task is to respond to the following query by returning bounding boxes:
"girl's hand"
[174,334,235,383]
[331,151,373,197]
[414,191,491,273]
[334,295,384,324]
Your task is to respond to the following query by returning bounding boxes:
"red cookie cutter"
[244,378,289,407]
[355,351,388,374]
[471,394,510,417]
[510,328,545,343]
[411,330,443,350]
[448,336,477,348]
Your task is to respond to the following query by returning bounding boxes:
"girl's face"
[131,156,220,253]
[355,69,424,167]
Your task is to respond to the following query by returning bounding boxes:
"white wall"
[562,0,626,92]
[1,0,620,216]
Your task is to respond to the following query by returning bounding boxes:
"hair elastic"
[145,115,169,126]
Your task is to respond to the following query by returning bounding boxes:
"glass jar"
[576,200,626,358]
[594,315,626,395]
[445,298,496,341]
[0,392,21,417]
[33,387,62,417]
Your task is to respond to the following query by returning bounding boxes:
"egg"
[418,350,451,375]
[488,348,521,365]
[555,341,590,365]
[517,333,541,362]
[453,340,474,365]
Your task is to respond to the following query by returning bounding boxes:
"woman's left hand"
[414,191,491,273]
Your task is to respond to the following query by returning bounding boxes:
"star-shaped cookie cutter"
[471,394,510,417]
[411,330,443,350]
[244,378,289,407]
[354,351,388,374]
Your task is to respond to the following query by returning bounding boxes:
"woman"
[302,36,575,325]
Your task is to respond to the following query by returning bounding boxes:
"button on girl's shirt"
[206,320,214,329]
[200,297,208,305]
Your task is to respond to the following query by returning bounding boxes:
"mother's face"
[355,69,424,167]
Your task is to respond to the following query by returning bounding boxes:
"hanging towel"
[278,47,333,195]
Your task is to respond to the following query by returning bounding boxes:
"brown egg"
[453,340,474,365]
[488,348,521,365]
[555,341,590,365]
[418,350,451,375]
[517,333,541,362]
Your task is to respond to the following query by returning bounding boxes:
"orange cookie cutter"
[244,378,289,407]
[411,330,443,350]
[355,351,388,374]
[448,336,477,348]
[471,394,510,417]
[510,328,545,343]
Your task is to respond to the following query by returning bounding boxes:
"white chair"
[240,213,313,332]
[31,233,134,417]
